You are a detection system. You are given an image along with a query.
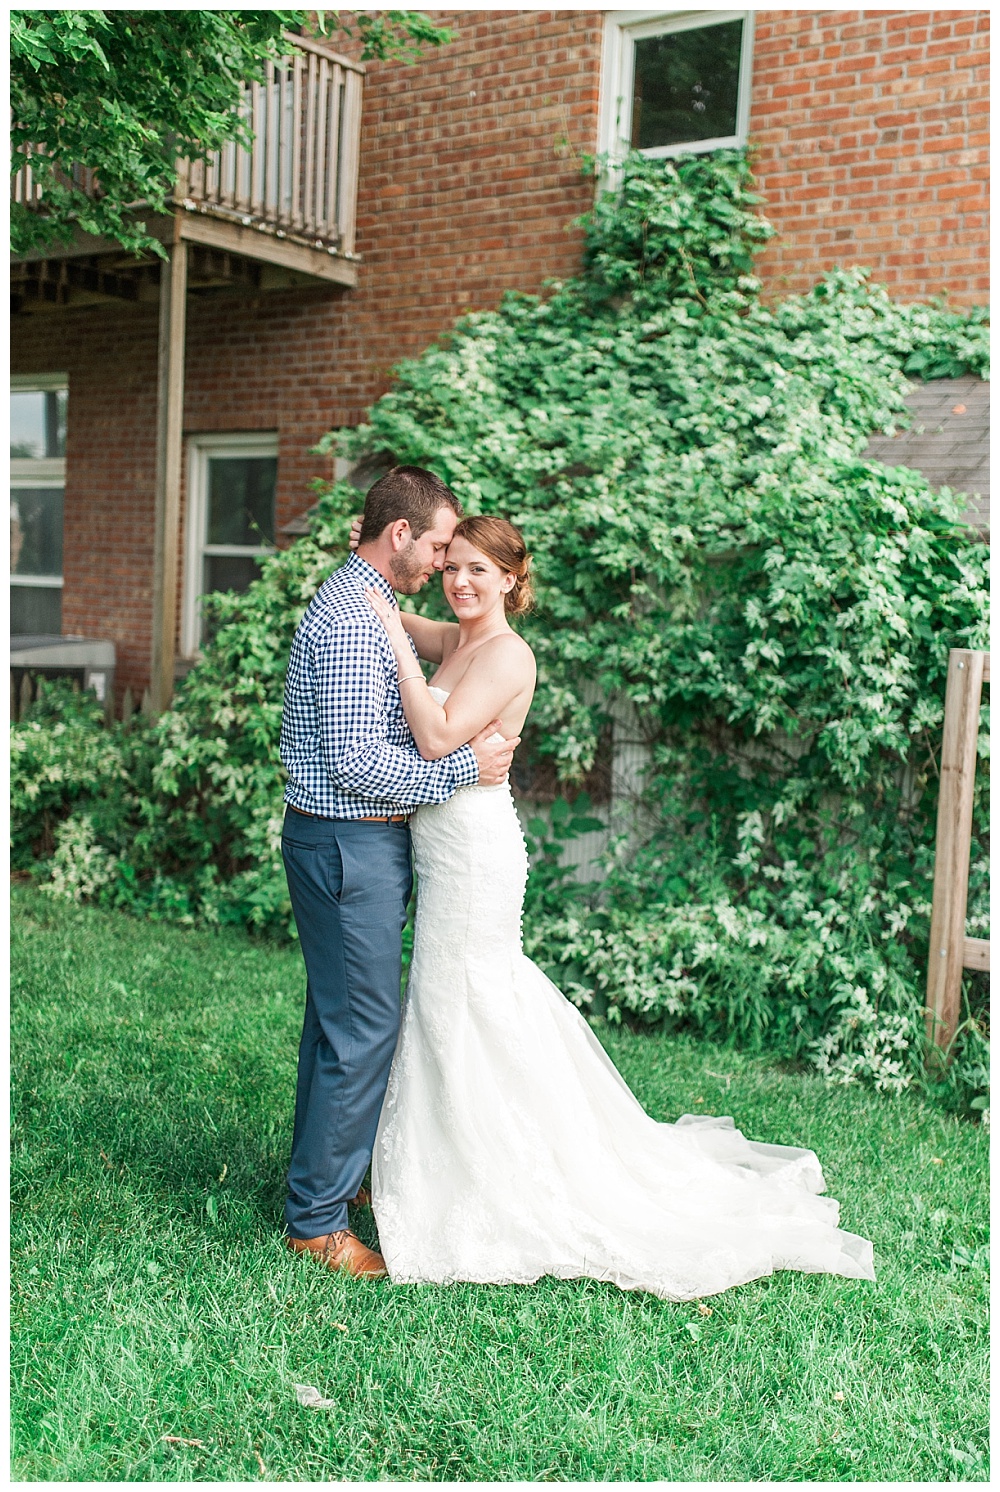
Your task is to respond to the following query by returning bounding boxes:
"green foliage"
[10,9,452,257]
[522,793,606,920]
[10,681,136,868]
[11,522,351,932]
[330,10,454,64]
[11,10,298,257]
[579,150,776,303]
[10,150,989,1112]
[119,534,339,931]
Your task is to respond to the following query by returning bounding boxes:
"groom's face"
[390,507,459,594]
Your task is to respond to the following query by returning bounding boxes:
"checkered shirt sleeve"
[280,555,479,817]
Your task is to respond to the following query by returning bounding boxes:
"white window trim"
[598,10,754,174]
[182,431,279,658]
[11,376,68,615]
[11,372,69,392]
[11,457,65,482]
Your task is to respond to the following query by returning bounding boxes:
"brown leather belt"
[287,804,410,824]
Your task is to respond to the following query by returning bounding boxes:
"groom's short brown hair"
[358,465,462,544]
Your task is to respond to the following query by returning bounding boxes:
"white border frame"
[182,431,279,658]
[10,376,69,620]
[598,10,755,170]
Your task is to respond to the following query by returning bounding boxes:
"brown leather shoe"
[350,1186,372,1208]
[286,1229,388,1279]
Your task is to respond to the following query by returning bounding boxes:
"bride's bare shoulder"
[479,630,536,682]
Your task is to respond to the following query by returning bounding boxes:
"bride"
[362,514,875,1300]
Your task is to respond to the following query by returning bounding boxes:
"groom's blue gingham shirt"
[280,553,479,818]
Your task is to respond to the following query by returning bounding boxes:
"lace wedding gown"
[372,687,875,1300]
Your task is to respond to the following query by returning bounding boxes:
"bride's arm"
[397,610,459,665]
[366,589,533,759]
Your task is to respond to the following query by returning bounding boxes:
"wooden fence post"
[150,229,188,717]
[925,648,989,1057]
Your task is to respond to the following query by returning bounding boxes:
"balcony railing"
[12,33,363,262]
[12,158,97,207]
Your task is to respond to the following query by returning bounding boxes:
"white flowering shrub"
[43,813,119,902]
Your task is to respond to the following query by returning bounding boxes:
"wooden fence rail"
[10,672,151,725]
[925,648,990,1057]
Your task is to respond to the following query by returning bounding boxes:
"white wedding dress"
[372,688,875,1300]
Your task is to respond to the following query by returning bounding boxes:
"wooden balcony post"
[150,230,188,715]
[291,51,305,230]
[925,648,988,1056]
[338,67,363,257]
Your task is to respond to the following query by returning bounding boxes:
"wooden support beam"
[65,260,140,300]
[150,235,188,715]
[12,217,176,263]
[963,938,990,974]
[925,649,987,1053]
[11,258,141,301]
[187,244,262,289]
[11,257,153,315]
[13,276,67,308]
[14,208,358,288]
[176,210,357,287]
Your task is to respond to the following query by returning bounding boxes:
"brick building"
[10,9,989,705]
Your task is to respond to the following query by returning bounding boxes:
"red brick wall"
[10,9,990,696]
[11,305,161,690]
[343,7,603,388]
[751,8,989,302]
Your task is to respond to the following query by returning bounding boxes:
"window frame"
[598,9,755,167]
[10,373,69,636]
[182,431,279,657]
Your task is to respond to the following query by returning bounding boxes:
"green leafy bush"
[11,150,988,1111]
[12,531,347,933]
[11,681,135,867]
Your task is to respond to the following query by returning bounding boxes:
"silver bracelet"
[398,672,425,684]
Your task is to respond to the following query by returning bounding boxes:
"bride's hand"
[365,587,410,651]
[348,516,363,551]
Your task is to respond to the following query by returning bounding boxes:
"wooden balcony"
[11,33,366,711]
[11,33,364,295]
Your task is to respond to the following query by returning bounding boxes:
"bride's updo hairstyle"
[454,516,534,618]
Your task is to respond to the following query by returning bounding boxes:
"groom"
[279,465,518,1277]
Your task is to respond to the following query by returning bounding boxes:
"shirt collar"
[346,551,398,607]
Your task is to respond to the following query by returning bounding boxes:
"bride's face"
[442,536,513,620]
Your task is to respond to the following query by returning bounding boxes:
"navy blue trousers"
[281,811,412,1239]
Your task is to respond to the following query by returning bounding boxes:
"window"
[10,375,67,637]
[182,434,278,654]
[599,11,754,163]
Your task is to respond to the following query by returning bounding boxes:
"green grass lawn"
[11,885,988,1482]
